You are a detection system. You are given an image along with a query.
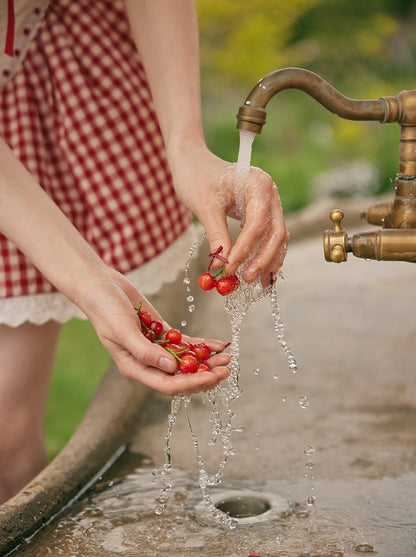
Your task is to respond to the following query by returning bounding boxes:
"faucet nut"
[330,244,347,263]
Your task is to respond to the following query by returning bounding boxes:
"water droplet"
[183,277,191,285]
[304,445,316,456]
[281,395,287,402]
[273,373,279,380]
[299,396,310,409]
[295,509,309,519]
[305,460,315,469]
[306,495,316,506]
[188,304,195,312]
[354,544,375,553]
[186,295,194,302]
[253,367,260,375]
[181,320,187,327]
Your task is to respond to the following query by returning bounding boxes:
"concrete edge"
[0,364,153,555]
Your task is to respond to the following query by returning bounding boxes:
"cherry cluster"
[136,303,215,373]
[198,245,240,296]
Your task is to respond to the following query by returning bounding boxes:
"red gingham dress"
[0,0,194,325]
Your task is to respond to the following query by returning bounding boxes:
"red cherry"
[165,328,182,344]
[139,310,152,328]
[198,272,216,291]
[192,343,212,362]
[178,353,198,373]
[228,274,240,290]
[164,343,180,354]
[176,341,191,352]
[150,320,164,337]
[196,363,211,372]
[216,275,239,296]
[144,329,156,342]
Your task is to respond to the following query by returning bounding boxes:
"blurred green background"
[46,0,416,459]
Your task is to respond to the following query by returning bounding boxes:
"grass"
[45,319,110,459]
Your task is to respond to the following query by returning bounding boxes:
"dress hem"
[0,225,197,326]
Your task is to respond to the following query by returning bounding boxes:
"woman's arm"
[0,137,230,395]
[125,0,289,286]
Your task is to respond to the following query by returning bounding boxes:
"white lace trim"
[0,225,197,327]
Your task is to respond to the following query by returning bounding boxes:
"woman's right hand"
[82,268,231,396]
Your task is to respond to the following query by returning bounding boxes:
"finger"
[226,174,278,276]
[183,336,229,353]
[259,231,290,288]
[115,350,230,396]
[196,205,233,269]
[243,223,289,284]
[115,328,178,374]
[206,352,231,368]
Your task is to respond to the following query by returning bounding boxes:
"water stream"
[153,128,300,527]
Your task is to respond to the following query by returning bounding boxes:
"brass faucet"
[236,67,416,263]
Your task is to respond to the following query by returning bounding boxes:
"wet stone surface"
[9,232,416,556]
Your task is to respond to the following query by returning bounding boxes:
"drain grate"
[215,495,271,519]
[195,489,289,526]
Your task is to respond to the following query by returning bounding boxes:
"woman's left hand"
[169,142,289,288]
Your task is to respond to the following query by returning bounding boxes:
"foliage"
[197,0,416,212]
[196,0,416,91]
[196,0,320,87]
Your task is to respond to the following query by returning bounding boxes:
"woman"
[0,0,288,502]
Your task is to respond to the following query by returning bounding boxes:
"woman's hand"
[81,269,231,396]
[168,143,290,288]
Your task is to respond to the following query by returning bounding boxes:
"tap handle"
[323,209,348,262]
[329,209,344,232]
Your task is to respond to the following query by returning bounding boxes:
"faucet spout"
[236,68,386,134]
[237,67,416,264]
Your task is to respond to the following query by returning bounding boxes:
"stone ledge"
[0,364,152,555]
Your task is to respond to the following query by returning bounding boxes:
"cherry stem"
[212,265,226,279]
[208,245,229,271]
[166,348,188,361]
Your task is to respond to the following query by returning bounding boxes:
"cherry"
[228,274,240,290]
[150,320,163,337]
[196,363,211,372]
[139,309,152,328]
[165,328,182,344]
[198,272,216,291]
[178,353,198,373]
[192,343,211,362]
[175,341,192,352]
[216,275,239,296]
[144,329,156,342]
[136,301,225,374]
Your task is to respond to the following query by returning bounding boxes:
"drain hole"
[215,495,271,519]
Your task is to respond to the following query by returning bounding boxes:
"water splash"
[155,128,301,527]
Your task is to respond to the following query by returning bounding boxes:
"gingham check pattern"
[0,0,191,298]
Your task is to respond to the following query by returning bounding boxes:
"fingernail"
[159,356,176,373]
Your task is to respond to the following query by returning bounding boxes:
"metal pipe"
[236,68,386,134]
